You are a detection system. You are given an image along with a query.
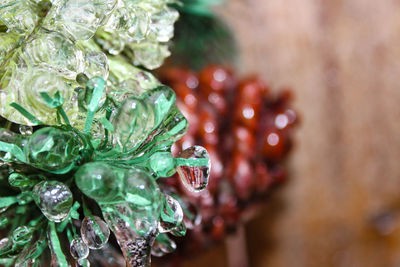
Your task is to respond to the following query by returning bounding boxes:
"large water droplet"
[25,127,82,173]
[176,146,210,192]
[123,168,162,234]
[70,237,89,261]
[110,97,155,152]
[75,162,123,203]
[81,216,110,250]
[158,194,183,233]
[32,181,73,222]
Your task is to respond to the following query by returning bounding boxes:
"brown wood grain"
[182,1,400,266]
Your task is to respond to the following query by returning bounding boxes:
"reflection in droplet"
[176,146,210,193]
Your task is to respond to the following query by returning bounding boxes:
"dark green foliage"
[169,0,237,69]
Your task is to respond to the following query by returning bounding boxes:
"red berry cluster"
[158,65,297,253]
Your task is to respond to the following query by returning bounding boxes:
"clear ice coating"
[176,146,211,193]
[0,1,211,266]
[102,206,157,267]
[0,0,179,127]
[70,237,90,261]
[32,181,73,222]
[81,216,110,250]
[158,194,183,233]
[0,0,39,33]
[43,0,118,41]
[95,168,162,267]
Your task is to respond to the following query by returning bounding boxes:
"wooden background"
[182,0,400,266]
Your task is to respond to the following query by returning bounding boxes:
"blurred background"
[179,0,400,266]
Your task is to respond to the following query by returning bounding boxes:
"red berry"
[203,145,223,194]
[172,83,198,112]
[211,216,225,241]
[261,130,286,161]
[198,106,219,145]
[234,102,259,130]
[229,152,254,200]
[232,126,256,157]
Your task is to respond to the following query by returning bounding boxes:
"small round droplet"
[8,173,36,189]
[12,226,32,245]
[154,234,176,254]
[81,216,110,250]
[158,194,183,233]
[32,181,73,222]
[76,73,89,85]
[77,258,91,267]
[70,237,89,261]
[181,201,202,230]
[170,223,186,237]
[149,152,175,177]
[151,244,165,257]
[19,125,33,136]
[176,146,210,192]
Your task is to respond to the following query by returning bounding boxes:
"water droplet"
[85,51,109,80]
[151,244,165,257]
[123,168,162,233]
[70,237,89,261]
[149,152,175,177]
[19,125,33,136]
[158,194,183,233]
[25,127,82,172]
[181,201,202,230]
[76,73,89,85]
[101,208,157,267]
[81,216,110,250]
[8,173,36,189]
[154,234,176,254]
[110,97,155,152]
[77,258,91,267]
[170,223,186,237]
[176,146,210,192]
[75,162,123,203]
[13,226,32,245]
[32,181,73,222]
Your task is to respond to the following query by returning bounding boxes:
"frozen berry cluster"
[157,65,298,257]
